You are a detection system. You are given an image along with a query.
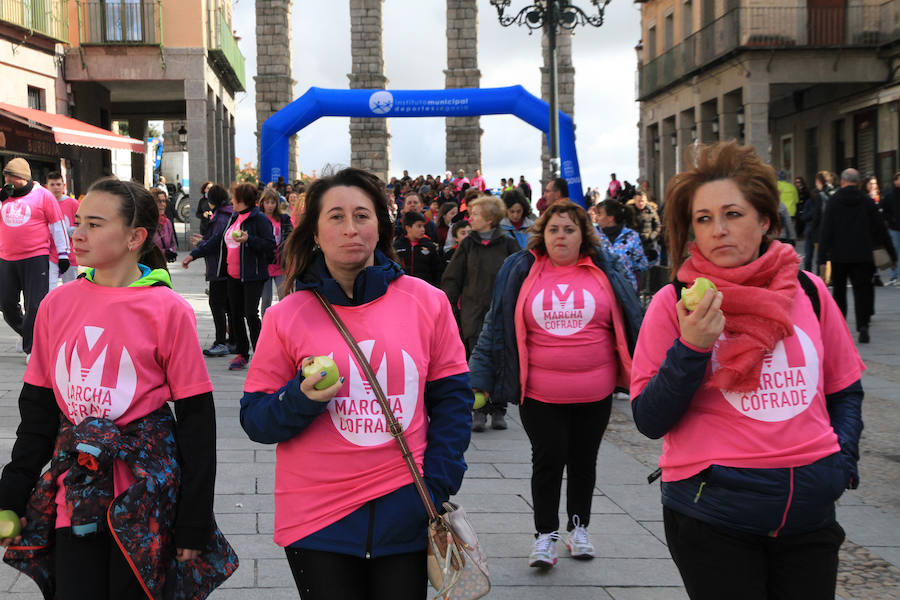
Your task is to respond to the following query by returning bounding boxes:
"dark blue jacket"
[190,204,233,282]
[238,250,473,557]
[468,248,643,406]
[193,206,275,282]
[632,283,864,537]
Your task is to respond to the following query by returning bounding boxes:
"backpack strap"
[797,270,821,321]
[672,271,820,321]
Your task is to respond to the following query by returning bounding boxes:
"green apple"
[473,391,486,410]
[302,356,340,390]
[232,230,242,240]
[681,277,718,311]
[0,510,21,539]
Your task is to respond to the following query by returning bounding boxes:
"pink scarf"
[677,241,799,392]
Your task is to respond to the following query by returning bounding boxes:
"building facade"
[1,0,244,203]
[636,0,900,203]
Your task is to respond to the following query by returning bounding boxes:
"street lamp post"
[489,0,610,179]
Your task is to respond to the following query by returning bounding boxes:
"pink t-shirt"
[523,263,617,403]
[267,216,282,277]
[630,274,865,483]
[470,176,486,192]
[244,276,468,547]
[49,196,79,265]
[0,182,65,261]
[24,278,214,528]
[225,212,249,279]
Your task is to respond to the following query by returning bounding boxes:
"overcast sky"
[230,0,641,193]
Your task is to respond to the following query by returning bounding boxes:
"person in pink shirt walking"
[239,167,472,600]
[45,172,79,287]
[468,201,642,569]
[630,142,864,600]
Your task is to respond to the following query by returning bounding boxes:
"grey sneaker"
[565,516,595,560]
[490,412,507,430]
[472,412,487,432]
[529,531,559,568]
[203,343,230,357]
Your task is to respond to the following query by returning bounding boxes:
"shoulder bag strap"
[311,289,441,522]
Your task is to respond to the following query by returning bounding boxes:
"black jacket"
[190,204,234,282]
[883,185,900,231]
[820,185,890,263]
[198,207,276,282]
[440,229,521,343]
[394,235,441,286]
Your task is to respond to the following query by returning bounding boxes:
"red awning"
[0,102,145,154]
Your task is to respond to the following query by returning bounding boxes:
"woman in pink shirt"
[239,168,472,599]
[630,142,864,600]
[468,201,642,569]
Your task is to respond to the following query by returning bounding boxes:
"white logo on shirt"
[530,284,596,336]
[54,326,137,424]
[1,201,32,227]
[715,325,820,422]
[327,340,419,446]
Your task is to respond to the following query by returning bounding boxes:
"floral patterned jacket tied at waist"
[2,407,238,600]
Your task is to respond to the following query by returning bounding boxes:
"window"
[683,0,693,37]
[664,13,674,50]
[648,25,658,57]
[103,0,144,42]
[27,86,45,111]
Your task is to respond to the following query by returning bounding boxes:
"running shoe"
[228,356,248,370]
[472,412,487,433]
[528,531,559,568]
[490,413,507,430]
[565,516,595,560]
[204,344,230,357]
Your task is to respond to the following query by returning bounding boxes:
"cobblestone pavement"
[0,254,898,599]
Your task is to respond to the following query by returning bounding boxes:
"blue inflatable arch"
[260,85,584,206]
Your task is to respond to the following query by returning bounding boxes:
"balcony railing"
[638,2,898,99]
[80,0,159,45]
[0,0,68,42]
[207,7,245,91]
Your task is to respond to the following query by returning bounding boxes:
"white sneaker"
[528,531,559,568]
[25,353,30,365]
[566,516,595,560]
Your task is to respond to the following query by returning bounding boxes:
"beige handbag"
[873,247,892,270]
[312,290,491,600]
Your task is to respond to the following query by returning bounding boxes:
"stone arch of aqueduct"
[255,0,575,184]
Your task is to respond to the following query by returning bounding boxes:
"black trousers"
[664,507,844,600]
[519,396,612,533]
[208,279,231,346]
[226,276,264,358]
[830,261,874,330]
[54,527,145,600]
[284,547,427,600]
[0,255,49,354]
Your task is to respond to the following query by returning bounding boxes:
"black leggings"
[284,547,427,600]
[208,279,231,346]
[226,276,265,358]
[54,527,145,600]
[519,396,612,533]
[664,507,844,600]
[0,255,49,354]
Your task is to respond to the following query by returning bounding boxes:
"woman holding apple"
[238,167,472,599]
[630,141,864,600]
[468,200,642,569]
[182,183,275,370]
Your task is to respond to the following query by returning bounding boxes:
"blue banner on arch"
[260,85,584,206]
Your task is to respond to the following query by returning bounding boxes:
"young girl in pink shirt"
[0,178,236,599]
[468,201,642,569]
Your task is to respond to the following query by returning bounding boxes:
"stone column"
[744,81,770,162]
[128,118,147,184]
[541,27,574,189]
[215,96,224,185]
[256,0,300,181]
[185,79,210,237]
[348,0,389,182]
[445,0,482,178]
